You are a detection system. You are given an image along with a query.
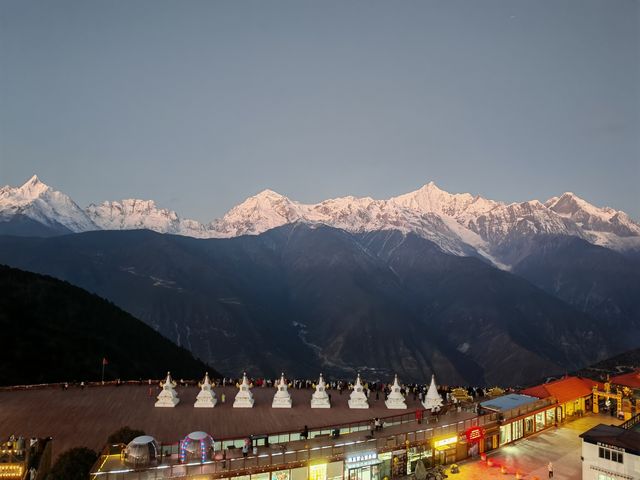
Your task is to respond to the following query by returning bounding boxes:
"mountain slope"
[512,235,640,348]
[0,227,613,385]
[0,264,214,386]
[358,230,609,384]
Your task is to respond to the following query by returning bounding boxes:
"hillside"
[0,227,614,386]
[0,265,215,386]
[574,347,640,380]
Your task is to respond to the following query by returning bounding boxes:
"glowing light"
[433,435,457,450]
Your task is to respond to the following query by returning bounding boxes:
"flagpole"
[101,359,105,384]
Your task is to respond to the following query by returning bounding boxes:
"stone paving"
[446,414,624,480]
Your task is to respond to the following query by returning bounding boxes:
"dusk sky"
[1,0,638,221]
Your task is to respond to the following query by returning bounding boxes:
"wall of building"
[581,441,639,480]
[499,406,556,446]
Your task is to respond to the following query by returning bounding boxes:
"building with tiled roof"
[520,376,602,422]
[610,369,640,390]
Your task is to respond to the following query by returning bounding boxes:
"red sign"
[465,426,486,443]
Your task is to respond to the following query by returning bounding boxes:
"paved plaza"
[449,414,624,480]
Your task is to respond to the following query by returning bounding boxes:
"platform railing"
[620,412,640,430]
[91,410,499,480]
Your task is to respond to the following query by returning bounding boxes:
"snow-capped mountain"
[211,189,483,256]
[211,189,305,237]
[463,200,585,244]
[546,192,640,236]
[1,175,638,265]
[0,175,96,232]
[391,181,499,221]
[86,199,212,238]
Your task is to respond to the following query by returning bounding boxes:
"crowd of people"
[218,375,501,405]
[4,374,510,407]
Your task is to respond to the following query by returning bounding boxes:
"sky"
[1,0,638,221]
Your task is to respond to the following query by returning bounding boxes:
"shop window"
[499,425,512,445]
[524,416,534,434]
[566,401,574,416]
[545,408,555,425]
[512,420,523,440]
[599,447,623,464]
[535,412,545,431]
[309,464,327,480]
[290,467,307,480]
[598,474,615,480]
[328,461,344,480]
[408,448,433,473]
[272,471,290,480]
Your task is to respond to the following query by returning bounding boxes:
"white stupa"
[272,373,293,408]
[422,374,443,411]
[194,372,217,408]
[385,374,407,409]
[233,372,255,408]
[310,374,331,408]
[348,374,369,409]
[155,371,179,407]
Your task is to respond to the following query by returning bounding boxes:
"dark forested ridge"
[0,226,624,386]
[0,265,215,386]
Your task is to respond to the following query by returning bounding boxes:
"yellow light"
[309,463,327,480]
[433,435,457,450]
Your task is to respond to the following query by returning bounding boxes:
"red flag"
[102,357,108,366]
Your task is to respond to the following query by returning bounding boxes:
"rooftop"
[610,369,640,389]
[480,393,540,412]
[580,424,640,456]
[520,376,601,404]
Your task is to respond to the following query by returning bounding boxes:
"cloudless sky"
[1,0,638,221]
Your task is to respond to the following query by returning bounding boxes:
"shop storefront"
[345,452,380,480]
[500,406,556,445]
[463,427,486,457]
[433,434,458,465]
[406,446,433,473]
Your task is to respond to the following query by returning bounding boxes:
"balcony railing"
[91,410,499,480]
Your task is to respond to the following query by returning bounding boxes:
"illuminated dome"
[179,431,214,463]
[124,435,160,467]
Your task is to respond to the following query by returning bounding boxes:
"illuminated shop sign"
[465,427,486,443]
[346,452,377,464]
[433,436,457,450]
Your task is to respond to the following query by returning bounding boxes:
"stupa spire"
[272,372,292,408]
[311,373,331,408]
[385,374,407,409]
[422,374,443,411]
[155,371,180,407]
[194,372,217,408]
[233,372,255,408]
[348,373,369,409]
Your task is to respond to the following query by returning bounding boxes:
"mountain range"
[2,175,639,268]
[1,175,638,385]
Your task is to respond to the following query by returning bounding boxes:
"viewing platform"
[0,382,447,459]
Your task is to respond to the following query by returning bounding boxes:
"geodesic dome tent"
[124,435,160,467]
[179,431,214,463]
